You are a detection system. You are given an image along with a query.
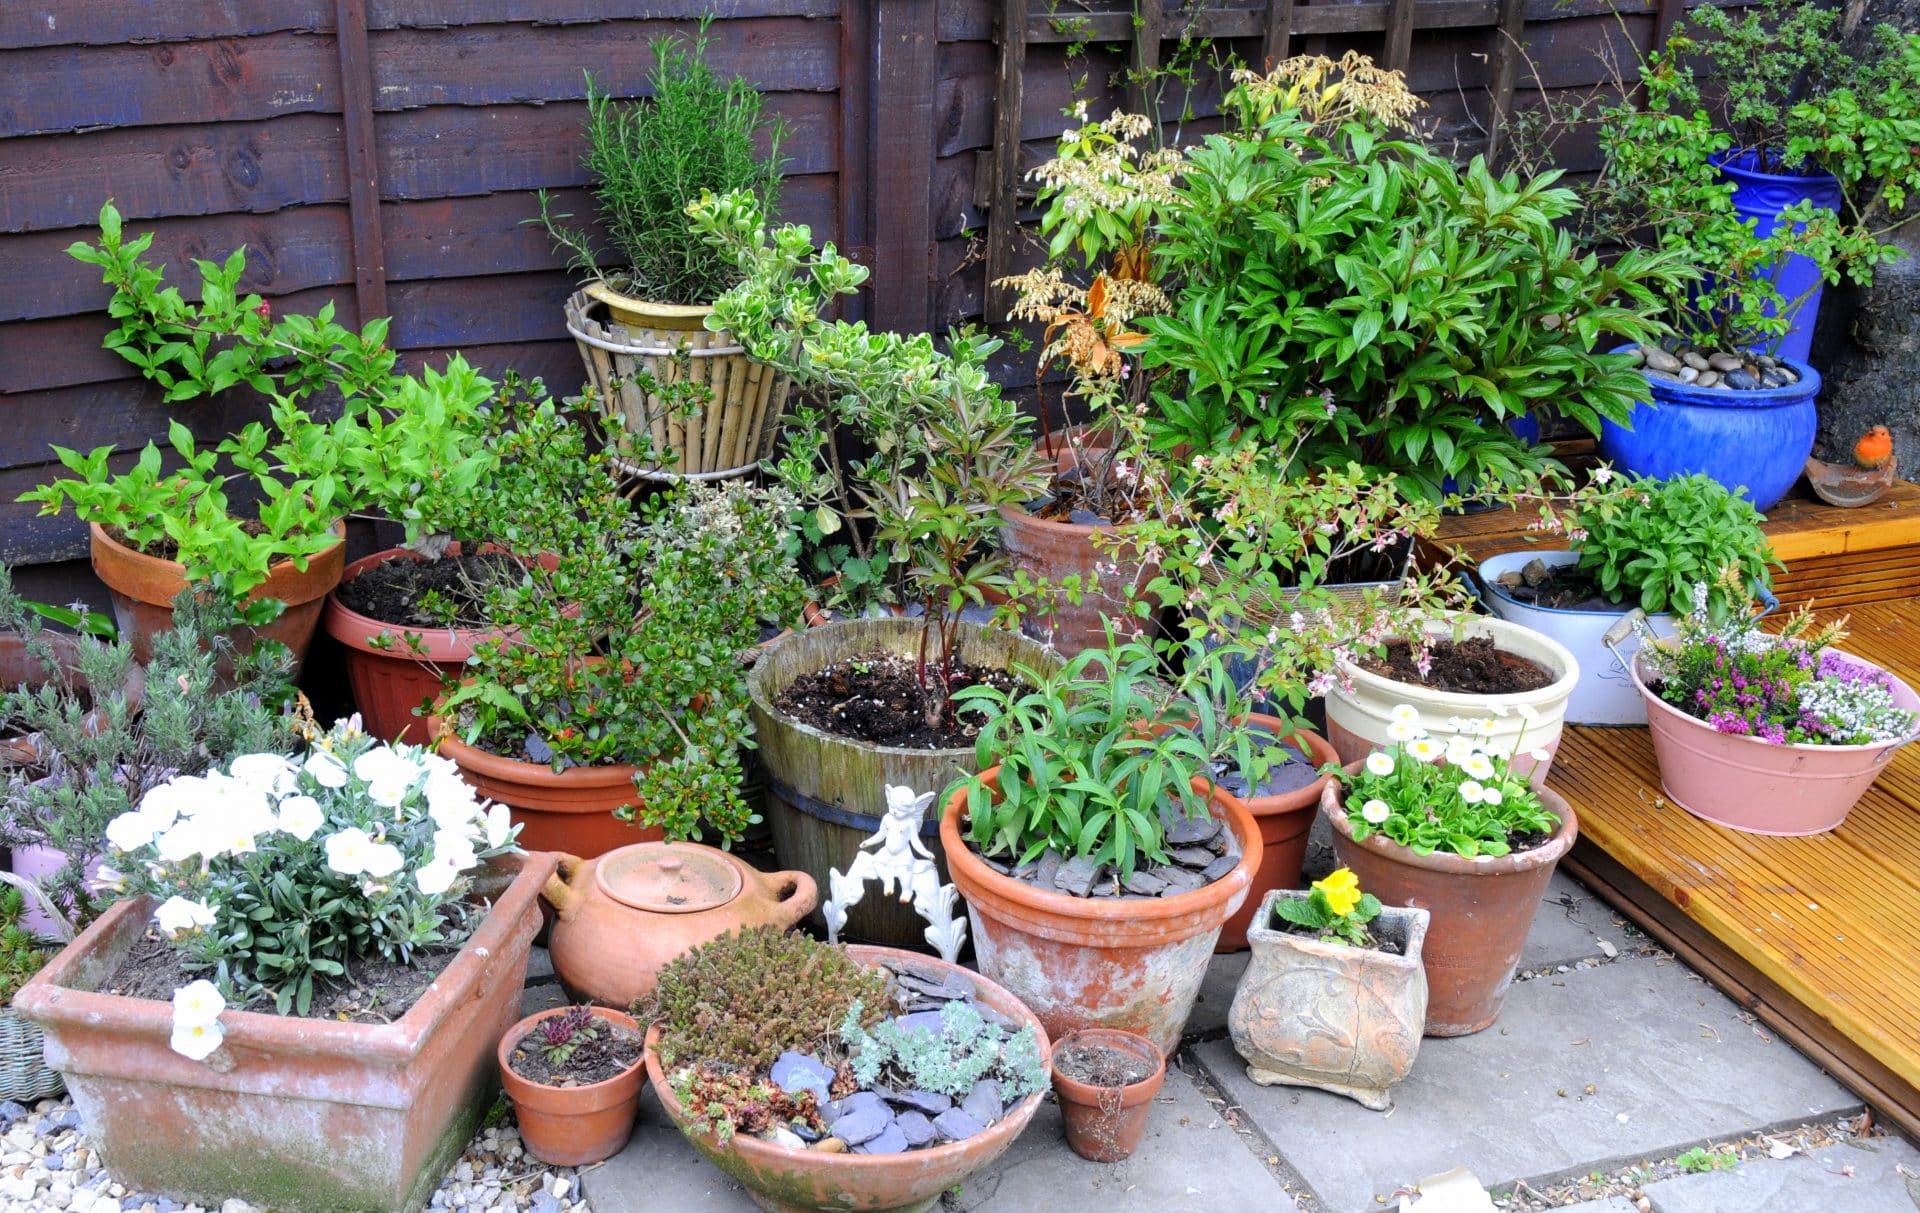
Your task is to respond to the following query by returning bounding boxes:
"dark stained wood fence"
[0,0,1761,575]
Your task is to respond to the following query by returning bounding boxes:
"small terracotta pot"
[940,768,1262,1056]
[1049,1028,1165,1163]
[1229,889,1429,1110]
[323,545,539,745]
[995,449,1159,658]
[1322,779,1576,1037]
[89,520,345,675]
[498,1006,646,1166]
[431,725,661,859]
[542,843,817,1006]
[646,944,1050,1213]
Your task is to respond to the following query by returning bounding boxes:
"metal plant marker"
[825,785,968,962]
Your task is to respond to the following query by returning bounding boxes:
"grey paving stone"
[517,982,567,1020]
[1195,955,1859,1213]
[1645,1137,1920,1213]
[946,1063,1300,1212]
[1557,1199,1643,1213]
[1188,950,1249,1039]
[524,944,554,982]
[1520,870,1641,971]
[586,1065,1299,1212]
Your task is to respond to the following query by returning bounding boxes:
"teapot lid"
[595,842,743,914]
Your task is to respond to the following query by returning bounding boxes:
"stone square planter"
[13,853,558,1213]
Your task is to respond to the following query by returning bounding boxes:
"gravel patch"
[0,1094,594,1213]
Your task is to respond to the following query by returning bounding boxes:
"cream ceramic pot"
[543,842,817,1007]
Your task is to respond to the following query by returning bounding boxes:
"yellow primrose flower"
[1315,867,1363,917]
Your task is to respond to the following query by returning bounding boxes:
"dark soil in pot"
[105,929,460,1023]
[334,551,523,629]
[1210,729,1320,801]
[506,1014,645,1087]
[1492,564,1622,613]
[1360,636,1554,694]
[1053,1042,1154,1087]
[775,651,1017,749]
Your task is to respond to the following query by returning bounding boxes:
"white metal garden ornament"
[825,784,968,962]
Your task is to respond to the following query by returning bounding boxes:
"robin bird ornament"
[1854,425,1895,471]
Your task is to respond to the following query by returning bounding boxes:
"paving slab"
[518,981,567,1020]
[583,1062,1300,1213]
[1521,870,1643,971]
[1644,1137,1920,1213]
[1559,1199,1643,1212]
[525,943,554,981]
[1195,955,1860,1213]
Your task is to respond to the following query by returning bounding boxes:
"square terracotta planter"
[14,852,559,1213]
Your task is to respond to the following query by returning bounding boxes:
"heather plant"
[103,717,520,1046]
[1338,705,1560,858]
[0,571,294,933]
[1636,584,1918,747]
[535,24,785,304]
[839,997,1046,1101]
[646,926,892,1072]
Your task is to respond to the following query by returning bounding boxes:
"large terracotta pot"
[645,944,1049,1213]
[940,768,1262,1056]
[1228,889,1429,1110]
[323,546,533,745]
[542,842,817,1006]
[430,726,661,859]
[1049,1027,1165,1163]
[90,521,344,674]
[1631,646,1920,835]
[13,853,558,1213]
[748,618,1059,948]
[1325,612,1579,786]
[996,503,1158,659]
[498,1005,646,1167]
[1322,780,1576,1037]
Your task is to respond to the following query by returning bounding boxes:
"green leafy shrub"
[1572,473,1778,622]
[646,927,892,1072]
[537,24,785,304]
[840,998,1046,1101]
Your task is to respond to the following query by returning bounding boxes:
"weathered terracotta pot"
[431,724,661,859]
[323,545,535,745]
[748,618,1059,948]
[90,520,345,674]
[1049,1027,1165,1163]
[1322,780,1576,1036]
[1228,889,1429,1110]
[1215,716,1340,952]
[646,944,1049,1213]
[498,1005,646,1167]
[940,768,1262,1056]
[13,853,558,1213]
[543,842,817,1006]
[0,629,146,766]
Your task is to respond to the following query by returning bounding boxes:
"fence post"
[985,0,1030,325]
[334,0,386,321]
[865,0,939,335]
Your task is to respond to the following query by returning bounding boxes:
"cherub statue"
[825,784,968,961]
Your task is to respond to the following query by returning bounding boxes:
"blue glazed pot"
[1714,151,1843,365]
[1598,354,1821,512]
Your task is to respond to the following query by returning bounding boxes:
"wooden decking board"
[1549,596,1920,1135]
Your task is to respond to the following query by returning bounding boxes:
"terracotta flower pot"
[0,629,146,766]
[1216,716,1340,952]
[89,520,345,675]
[1630,647,1920,835]
[430,724,661,859]
[940,768,1262,1057]
[1228,889,1429,1110]
[1049,1027,1165,1162]
[323,545,539,745]
[542,842,817,1006]
[645,944,1049,1213]
[1325,612,1579,786]
[1321,780,1576,1037]
[748,618,1060,948]
[12,852,558,1213]
[498,1005,646,1167]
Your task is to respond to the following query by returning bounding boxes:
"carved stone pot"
[1227,889,1429,1111]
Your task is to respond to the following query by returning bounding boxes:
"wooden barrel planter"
[747,617,1060,948]
[565,285,791,482]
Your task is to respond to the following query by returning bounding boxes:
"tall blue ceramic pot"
[1714,151,1843,365]
[1598,357,1821,512]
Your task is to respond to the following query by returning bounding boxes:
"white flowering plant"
[1337,705,1559,858]
[101,717,519,1055]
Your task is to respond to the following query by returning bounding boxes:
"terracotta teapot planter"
[1229,889,1429,1110]
[543,842,817,1006]
[1049,1027,1165,1163]
[498,1005,646,1166]
[1322,780,1576,1036]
